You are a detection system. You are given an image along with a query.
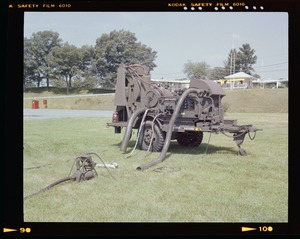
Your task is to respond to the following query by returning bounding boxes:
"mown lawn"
[23,113,288,222]
[23,88,288,113]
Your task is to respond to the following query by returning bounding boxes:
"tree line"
[24,29,258,93]
[24,29,157,94]
[183,44,259,81]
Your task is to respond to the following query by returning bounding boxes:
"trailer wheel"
[138,120,165,152]
[177,131,203,147]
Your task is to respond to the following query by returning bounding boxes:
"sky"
[24,12,288,81]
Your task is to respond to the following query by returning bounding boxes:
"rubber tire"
[138,120,165,152]
[177,131,203,147]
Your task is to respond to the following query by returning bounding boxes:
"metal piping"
[120,107,147,152]
[136,88,199,170]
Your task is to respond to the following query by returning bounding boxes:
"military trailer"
[107,64,261,170]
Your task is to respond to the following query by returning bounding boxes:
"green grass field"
[24,88,288,113]
[24,113,288,222]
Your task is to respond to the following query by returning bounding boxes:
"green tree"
[23,31,62,89]
[224,44,257,75]
[49,42,83,94]
[92,29,157,87]
[223,49,238,75]
[77,45,98,88]
[80,45,95,70]
[236,43,257,74]
[209,67,227,81]
[183,61,210,80]
[24,37,41,89]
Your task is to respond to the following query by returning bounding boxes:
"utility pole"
[230,34,236,90]
[230,34,236,75]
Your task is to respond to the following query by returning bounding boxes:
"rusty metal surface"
[189,79,226,96]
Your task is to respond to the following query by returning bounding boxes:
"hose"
[25,163,51,170]
[24,152,116,200]
[146,113,163,153]
[120,107,147,152]
[24,176,74,200]
[127,109,150,157]
[248,131,257,140]
[136,88,200,170]
[87,152,116,180]
[138,113,163,161]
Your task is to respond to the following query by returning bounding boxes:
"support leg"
[233,132,247,156]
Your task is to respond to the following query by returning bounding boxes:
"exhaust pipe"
[120,107,147,152]
[136,88,200,170]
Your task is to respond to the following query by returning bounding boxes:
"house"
[218,72,257,89]
[252,78,288,88]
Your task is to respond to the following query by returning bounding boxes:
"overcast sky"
[24,12,288,80]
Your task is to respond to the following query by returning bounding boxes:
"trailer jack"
[233,132,248,156]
